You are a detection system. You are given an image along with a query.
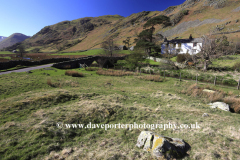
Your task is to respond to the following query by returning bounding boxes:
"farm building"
[161,35,203,55]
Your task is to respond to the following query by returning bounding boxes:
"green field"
[0,56,11,59]
[0,51,15,54]
[211,55,240,68]
[53,49,132,56]
[0,67,240,159]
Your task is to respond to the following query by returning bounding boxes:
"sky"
[0,0,186,37]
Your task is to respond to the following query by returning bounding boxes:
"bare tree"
[101,37,116,57]
[17,45,26,58]
[193,33,234,71]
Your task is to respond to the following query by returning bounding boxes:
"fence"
[139,68,240,90]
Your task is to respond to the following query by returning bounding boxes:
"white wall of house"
[161,42,202,55]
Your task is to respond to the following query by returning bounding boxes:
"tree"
[101,37,116,57]
[135,15,170,55]
[123,37,131,49]
[193,34,235,71]
[125,49,147,70]
[18,45,26,58]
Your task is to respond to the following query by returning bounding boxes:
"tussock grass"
[182,84,240,113]
[138,75,164,82]
[1,67,240,159]
[96,69,135,76]
[65,70,83,77]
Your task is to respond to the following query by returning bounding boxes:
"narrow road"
[0,64,53,75]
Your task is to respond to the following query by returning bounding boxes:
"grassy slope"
[0,68,240,159]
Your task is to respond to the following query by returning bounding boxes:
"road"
[0,64,53,75]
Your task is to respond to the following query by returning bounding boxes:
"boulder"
[208,102,229,111]
[203,89,216,93]
[136,131,190,159]
[130,46,134,51]
[202,113,209,117]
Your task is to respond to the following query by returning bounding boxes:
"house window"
[173,43,176,48]
[178,43,181,47]
[193,43,197,47]
[192,49,197,53]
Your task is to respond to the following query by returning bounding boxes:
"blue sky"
[0,0,185,37]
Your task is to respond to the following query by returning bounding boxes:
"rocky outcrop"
[158,18,225,37]
[136,131,190,159]
[203,0,228,9]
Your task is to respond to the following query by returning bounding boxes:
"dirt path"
[0,64,53,75]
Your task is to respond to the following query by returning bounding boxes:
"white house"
[161,37,203,55]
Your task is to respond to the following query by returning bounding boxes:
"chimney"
[189,34,193,40]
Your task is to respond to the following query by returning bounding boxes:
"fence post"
[196,74,198,84]
[214,76,216,86]
[238,79,240,90]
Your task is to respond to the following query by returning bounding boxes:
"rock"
[100,141,107,147]
[203,89,216,93]
[136,131,190,159]
[26,71,32,73]
[130,46,134,51]
[202,113,209,117]
[208,102,229,111]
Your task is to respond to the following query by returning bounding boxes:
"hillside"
[0,36,7,42]
[0,33,30,49]
[17,0,240,52]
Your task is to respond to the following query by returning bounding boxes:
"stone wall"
[0,58,71,70]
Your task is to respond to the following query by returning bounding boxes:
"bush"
[233,62,240,71]
[176,54,186,63]
[222,79,238,86]
[65,70,84,77]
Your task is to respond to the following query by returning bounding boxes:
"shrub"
[233,62,240,71]
[176,54,186,63]
[222,79,238,86]
[65,70,84,77]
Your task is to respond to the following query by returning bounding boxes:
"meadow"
[0,67,240,159]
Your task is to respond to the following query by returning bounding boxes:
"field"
[0,67,240,160]
[0,51,15,55]
[56,49,132,56]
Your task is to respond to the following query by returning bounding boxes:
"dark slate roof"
[164,38,203,43]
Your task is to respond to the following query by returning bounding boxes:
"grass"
[0,56,11,59]
[170,56,177,62]
[53,49,132,56]
[0,51,15,54]
[211,55,240,68]
[0,67,240,159]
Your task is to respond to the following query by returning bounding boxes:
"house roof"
[164,38,203,44]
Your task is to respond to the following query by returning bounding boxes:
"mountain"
[0,33,30,49]
[0,36,7,42]
[17,0,240,52]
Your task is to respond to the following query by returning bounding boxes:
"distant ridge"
[0,36,7,42]
[0,33,30,49]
